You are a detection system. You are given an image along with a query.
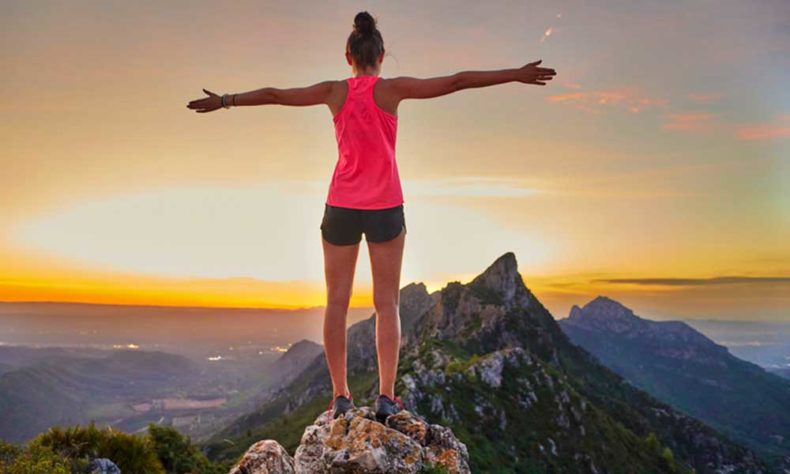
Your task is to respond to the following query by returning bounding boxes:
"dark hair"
[346,11,384,69]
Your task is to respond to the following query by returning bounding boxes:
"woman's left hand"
[515,60,557,86]
[186,88,223,113]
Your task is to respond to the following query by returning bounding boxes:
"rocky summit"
[227,405,469,474]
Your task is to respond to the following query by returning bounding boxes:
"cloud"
[406,176,543,198]
[662,111,790,140]
[687,92,723,103]
[548,84,784,142]
[732,113,790,140]
[661,112,717,133]
[591,276,790,286]
[736,123,790,141]
[546,86,668,114]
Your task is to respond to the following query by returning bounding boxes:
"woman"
[187,11,556,423]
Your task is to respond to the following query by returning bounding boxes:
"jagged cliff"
[205,252,769,473]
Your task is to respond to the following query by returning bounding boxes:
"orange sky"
[1,1,788,321]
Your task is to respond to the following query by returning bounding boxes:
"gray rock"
[229,407,470,474]
[87,458,121,474]
[228,440,295,474]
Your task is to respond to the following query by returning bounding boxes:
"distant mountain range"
[0,348,201,443]
[201,252,768,473]
[559,296,790,469]
[0,340,324,445]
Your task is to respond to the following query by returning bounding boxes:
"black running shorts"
[320,203,406,246]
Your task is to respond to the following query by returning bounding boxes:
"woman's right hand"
[516,60,557,86]
[186,88,223,113]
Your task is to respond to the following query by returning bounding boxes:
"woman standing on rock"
[187,11,556,422]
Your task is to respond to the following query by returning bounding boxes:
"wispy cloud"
[737,125,790,140]
[406,176,544,198]
[551,85,784,142]
[547,86,668,114]
[687,92,723,103]
[592,276,790,286]
[662,111,790,140]
[736,115,790,140]
[661,112,717,133]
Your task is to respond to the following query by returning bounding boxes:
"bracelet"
[221,93,231,109]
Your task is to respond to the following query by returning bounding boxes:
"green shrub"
[445,353,483,376]
[0,441,70,474]
[3,422,228,474]
[0,439,23,465]
[34,422,165,474]
[147,423,225,474]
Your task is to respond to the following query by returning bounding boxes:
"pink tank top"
[326,75,404,210]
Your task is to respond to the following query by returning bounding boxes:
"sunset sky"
[1,0,788,322]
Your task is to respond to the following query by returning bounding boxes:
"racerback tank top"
[325,75,404,210]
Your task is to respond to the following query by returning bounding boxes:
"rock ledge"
[229,406,470,474]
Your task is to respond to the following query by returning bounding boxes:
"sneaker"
[374,394,405,423]
[327,393,355,419]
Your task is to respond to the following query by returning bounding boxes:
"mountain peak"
[580,295,635,320]
[401,281,428,299]
[562,295,643,333]
[563,296,730,350]
[467,252,530,310]
[469,252,519,291]
[488,252,518,276]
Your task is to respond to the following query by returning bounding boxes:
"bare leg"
[368,226,406,398]
[321,235,360,399]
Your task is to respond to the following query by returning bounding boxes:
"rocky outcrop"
[228,407,470,474]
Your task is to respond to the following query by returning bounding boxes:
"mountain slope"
[204,252,766,473]
[771,368,790,380]
[559,296,790,468]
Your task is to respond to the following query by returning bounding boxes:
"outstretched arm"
[187,81,335,113]
[390,59,556,101]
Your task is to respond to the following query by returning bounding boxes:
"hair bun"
[353,11,376,36]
